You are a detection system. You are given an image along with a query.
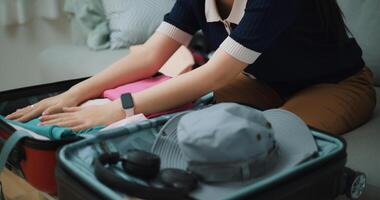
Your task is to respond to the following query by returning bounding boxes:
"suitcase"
[0,78,85,194]
[55,108,367,200]
[0,78,213,196]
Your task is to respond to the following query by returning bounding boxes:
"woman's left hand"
[39,102,126,131]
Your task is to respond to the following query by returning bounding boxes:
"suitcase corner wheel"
[343,167,366,200]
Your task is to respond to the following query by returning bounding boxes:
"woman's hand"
[39,101,126,131]
[5,92,80,122]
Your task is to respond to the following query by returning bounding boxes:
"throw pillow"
[102,0,176,49]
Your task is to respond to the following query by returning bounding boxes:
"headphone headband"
[94,152,194,200]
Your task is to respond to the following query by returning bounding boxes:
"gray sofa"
[38,44,129,83]
[337,1,380,199]
[36,1,379,199]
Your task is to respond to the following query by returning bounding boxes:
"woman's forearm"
[66,33,181,104]
[132,65,214,114]
[130,49,248,115]
[67,49,157,103]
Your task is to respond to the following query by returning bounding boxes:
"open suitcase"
[55,108,367,200]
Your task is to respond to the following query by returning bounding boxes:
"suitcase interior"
[56,116,347,200]
[0,78,86,194]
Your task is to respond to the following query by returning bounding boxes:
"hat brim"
[151,109,318,200]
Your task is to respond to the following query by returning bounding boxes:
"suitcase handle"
[0,130,30,173]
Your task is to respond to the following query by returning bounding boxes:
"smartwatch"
[120,93,135,117]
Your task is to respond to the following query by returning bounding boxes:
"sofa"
[337,1,380,199]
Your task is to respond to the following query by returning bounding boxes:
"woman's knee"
[281,105,366,135]
[281,81,376,135]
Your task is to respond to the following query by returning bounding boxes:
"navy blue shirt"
[159,0,364,95]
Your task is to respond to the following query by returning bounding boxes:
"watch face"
[121,93,134,109]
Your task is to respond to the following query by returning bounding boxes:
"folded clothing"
[103,75,171,100]
[158,46,194,77]
[0,104,146,140]
[102,75,193,118]
[0,116,104,140]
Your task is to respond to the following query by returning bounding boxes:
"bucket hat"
[151,103,318,199]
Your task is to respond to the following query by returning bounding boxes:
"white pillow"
[338,0,380,85]
[102,0,176,49]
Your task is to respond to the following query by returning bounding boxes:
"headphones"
[94,149,198,200]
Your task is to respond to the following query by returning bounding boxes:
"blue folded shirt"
[1,116,104,140]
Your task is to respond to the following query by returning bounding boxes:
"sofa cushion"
[38,45,129,83]
[64,0,110,50]
[102,0,175,49]
[343,87,380,199]
[338,0,380,85]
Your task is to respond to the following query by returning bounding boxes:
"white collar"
[205,0,247,24]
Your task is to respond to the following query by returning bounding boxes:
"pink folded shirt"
[103,75,171,100]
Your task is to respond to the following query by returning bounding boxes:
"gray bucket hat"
[151,103,318,199]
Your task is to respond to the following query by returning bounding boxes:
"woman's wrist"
[111,99,128,119]
[65,82,100,105]
[63,87,87,105]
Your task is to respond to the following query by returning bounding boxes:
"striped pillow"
[102,0,176,49]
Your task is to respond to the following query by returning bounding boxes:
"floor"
[1,169,55,200]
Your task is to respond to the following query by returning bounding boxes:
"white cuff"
[219,36,261,64]
[156,22,193,46]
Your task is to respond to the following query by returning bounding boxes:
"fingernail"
[42,112,48,115]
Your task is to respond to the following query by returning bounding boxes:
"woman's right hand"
[5,91,81,122]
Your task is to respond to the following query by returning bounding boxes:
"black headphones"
[94,149,198,200]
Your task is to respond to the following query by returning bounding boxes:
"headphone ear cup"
[122,150,160,179]
[156,168,198,192]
